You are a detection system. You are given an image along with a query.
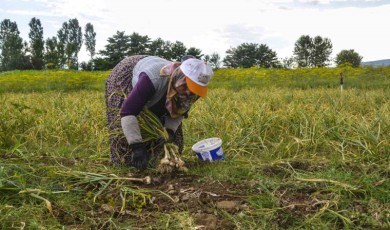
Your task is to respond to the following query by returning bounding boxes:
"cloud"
[282,0,390,9]
[218,24,268,46]
[4,0,389,62]
[4,9,58,17]
[43,0,112,21]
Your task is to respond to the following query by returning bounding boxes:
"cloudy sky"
[1,0,389,63]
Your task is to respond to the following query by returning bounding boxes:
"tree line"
[0,18,94,71]
[0,17,363,72]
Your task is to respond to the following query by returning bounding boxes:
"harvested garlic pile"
[158,143,188,173]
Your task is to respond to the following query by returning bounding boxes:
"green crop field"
[1,67,389,229]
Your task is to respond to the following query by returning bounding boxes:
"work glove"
[166,128,175,143]
[130,142,150,170]
[155,128,175,147]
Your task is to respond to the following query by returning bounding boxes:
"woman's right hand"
[130,142,150,170]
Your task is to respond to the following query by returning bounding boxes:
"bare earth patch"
[98,174,249,229]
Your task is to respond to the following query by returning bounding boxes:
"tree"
[84,23,96,60]
[93,57,112,71]
[84,22,96,70]
[148,37,166,57]
[169,41,187,61]
[186,47,203,59]
[161,40,173,60]
[97,31,130,69]
[223,43,279,68]
[203,54,210,63]
[208,52,221,69]
[281,57,295,69]
[57,19,83,69]
[233,43,258,68]
[57,25,67,68]
[0,19,25,71]
[256,44,280,68]
[45,36,59,69]
[293,35,333,68]
[66,18,83,69]
[335,49,362,67]
[146,39,188,61]
[28,17,44,70]
[128,32,150,55]
[20,40,33,70]
[223,47,238,68]
[293,35,312,68]
[311,36,332,67]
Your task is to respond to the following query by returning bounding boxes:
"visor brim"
[185,76,208,97]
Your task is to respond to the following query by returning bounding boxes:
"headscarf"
[160,63,199,118]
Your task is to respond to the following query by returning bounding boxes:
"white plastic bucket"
[192,137,224,161]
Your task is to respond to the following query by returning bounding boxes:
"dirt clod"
[216,200,240,211]
[99,204,115,214]
[195,213,218,230]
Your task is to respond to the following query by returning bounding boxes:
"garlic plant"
[138,109,188,173]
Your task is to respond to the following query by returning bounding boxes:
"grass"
[0,70,108,93]
[1,65,390,93]
[1,69,389,229]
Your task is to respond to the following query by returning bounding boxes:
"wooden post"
[340,72,344,92]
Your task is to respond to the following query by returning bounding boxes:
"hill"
[362,59,390,66]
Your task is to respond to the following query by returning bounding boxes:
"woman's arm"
[120,73,155,145]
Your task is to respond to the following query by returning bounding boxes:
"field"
[1,67,389,229]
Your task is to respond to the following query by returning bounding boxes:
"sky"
[1,0,390,63]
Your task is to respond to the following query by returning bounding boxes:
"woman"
[105,55,213,170]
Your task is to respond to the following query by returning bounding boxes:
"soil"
[104,173,250,229]
[115,172,331,229]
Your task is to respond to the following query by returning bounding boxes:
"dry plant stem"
[105,176,152,184]
[116,176,152,184]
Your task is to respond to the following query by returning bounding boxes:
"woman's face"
[175,77,194,97]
